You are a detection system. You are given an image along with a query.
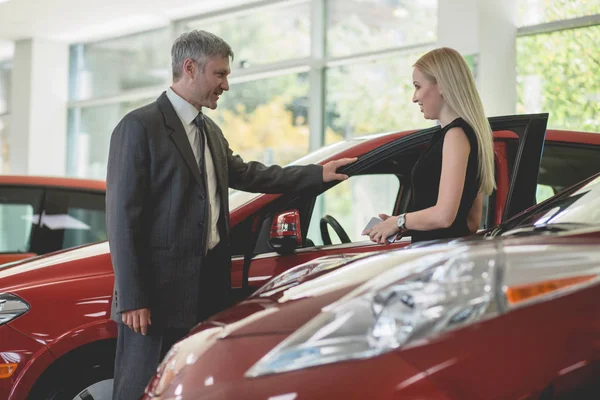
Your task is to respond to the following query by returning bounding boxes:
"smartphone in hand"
[362,216,399,243]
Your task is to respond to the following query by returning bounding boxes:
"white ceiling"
[0,0,255,59]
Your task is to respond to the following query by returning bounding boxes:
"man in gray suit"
[106,30,355,399]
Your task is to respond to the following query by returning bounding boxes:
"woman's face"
[412,67,443,120]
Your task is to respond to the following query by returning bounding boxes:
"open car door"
[233,113,548,293]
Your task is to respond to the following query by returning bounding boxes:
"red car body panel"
[0,254,36,265]
[1,124,600,399]
[142,233,600,400]
[398,283,600,399]
[149,333,452,400]
[0,325,55,400]
[0,176,106,192]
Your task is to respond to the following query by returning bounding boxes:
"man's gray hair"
[171,30,234,81]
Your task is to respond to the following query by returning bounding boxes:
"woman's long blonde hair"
[414,47,496,195]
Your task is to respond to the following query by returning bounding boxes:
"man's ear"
[183,58,196,79]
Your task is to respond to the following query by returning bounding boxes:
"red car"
[0,113,599,399]
[143,173,600,400]
[0,176,106,265]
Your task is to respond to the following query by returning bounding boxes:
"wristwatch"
[396,213,407,231]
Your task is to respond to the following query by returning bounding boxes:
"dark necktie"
[193,112,212,253]
[193,113,206,175]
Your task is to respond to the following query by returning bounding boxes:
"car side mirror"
[269,210,302,255]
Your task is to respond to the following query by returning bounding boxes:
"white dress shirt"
[166,87,221,250]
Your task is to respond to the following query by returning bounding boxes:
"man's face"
[191,55,230,110]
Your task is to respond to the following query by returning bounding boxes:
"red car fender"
[45,319,118,360]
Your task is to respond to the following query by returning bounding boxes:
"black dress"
[409,117,480,243]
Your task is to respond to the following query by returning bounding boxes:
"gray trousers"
[112,245,227,400]
[112,324,188,400]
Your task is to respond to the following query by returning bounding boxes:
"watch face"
[397,214,405,228]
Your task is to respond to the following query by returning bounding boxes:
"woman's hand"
[364,214,401,244]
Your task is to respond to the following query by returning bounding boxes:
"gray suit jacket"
[106,92,323,328]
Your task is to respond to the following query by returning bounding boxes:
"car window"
[0,187,44,253]
[229,138,367,211]
[508,175,600,230]
[524,143,600,204]
[306,174,401,245]
[536,184,555,203]
[33,189,106,254]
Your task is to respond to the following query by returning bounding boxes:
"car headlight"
[254,253,372,297]
[246,247,500,377]
[146,326,224,397]
[0,294,30,326]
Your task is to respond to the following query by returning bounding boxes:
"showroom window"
[205,72,310,166]
[67,28,170,179]
[66,97,155,178]
[518,0,600,26]
[324,0,436,141]
[326,0,437,57]
[180,1,311,69]
[516,1,600,132]
[177,1,312,166]
[0,61,11,174]
[69,28,170,101]
[67,0,439,179]
[325,52,430,143]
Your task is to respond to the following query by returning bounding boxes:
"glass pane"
[536,184,555,203]
[326,54,432,143]
[518,0,600,27]
[537,144,600,198]
[511,176,600,228]
[327,0,437,57]
[0,188,43,253]
[205,72,310,166]
[307,174,401,245]
[0,116,9,174]
[181,2,310,69]
[0,205,34,252]
[0,61,10,114]
[69,28,169,101]
[67,97,156,179]
[62,208,107,248]
[44,190,107,249]
[516,26,600,132]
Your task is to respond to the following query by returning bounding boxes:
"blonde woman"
[365,47,495,243]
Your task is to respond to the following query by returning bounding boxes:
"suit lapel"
[157,92,204,186]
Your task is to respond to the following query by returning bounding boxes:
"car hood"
[193,244,463,337]
[0,241,112,293]
[194,228,600,338]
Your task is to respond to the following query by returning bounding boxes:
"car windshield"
[229,138,367,210]
[501,174,600,234]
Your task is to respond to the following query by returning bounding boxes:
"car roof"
[0,175,106,192]
[545,129,600,146]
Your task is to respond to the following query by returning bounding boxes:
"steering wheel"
[320,215,351,245]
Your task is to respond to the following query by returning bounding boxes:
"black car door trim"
[240,113,548,289]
